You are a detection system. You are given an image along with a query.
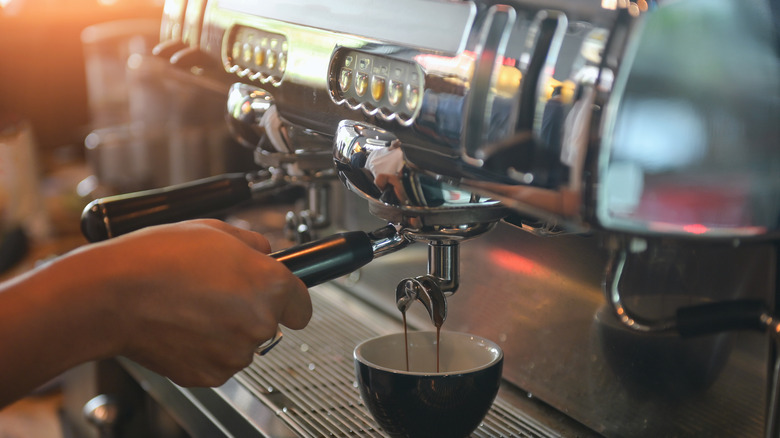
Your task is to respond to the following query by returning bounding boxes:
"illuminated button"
[231,41,242,61]
[266,49,278,69]
[242,43,253,64]
[344,55,354,68]
[339,68,352,93]
[253,45,265,67]
[405,85,420,111]
[358,57,370,70]
[355,72,369,97]
[388,80,403,106]
[278,52,287,73]
[371,76,386,102]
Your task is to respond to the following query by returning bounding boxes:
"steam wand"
[603,237,780,438]
[604,243,769,336]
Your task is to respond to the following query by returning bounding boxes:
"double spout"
[395,241,459,328]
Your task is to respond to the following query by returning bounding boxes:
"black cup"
[354,331,503,438]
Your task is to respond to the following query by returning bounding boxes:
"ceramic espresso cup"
[354,331,503,438]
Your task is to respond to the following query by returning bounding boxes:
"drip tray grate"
[234,285,560,437]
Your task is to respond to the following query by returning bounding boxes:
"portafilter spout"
[333,120,508,325]
[396,275,448,329]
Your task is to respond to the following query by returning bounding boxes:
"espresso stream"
[402,311,442,373]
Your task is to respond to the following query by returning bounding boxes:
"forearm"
[0,219,312,407]
[0,246,123,407]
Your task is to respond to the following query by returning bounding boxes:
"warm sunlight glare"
[489,248,553,279]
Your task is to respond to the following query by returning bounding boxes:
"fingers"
[279,275,312,330]
[250,255,312,330]
[173,219,312,330]
[102,218,316,390]
[211,219,313,329]
[195,219,313,330]
[191,219,273,254]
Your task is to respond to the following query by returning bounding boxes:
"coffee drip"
[396,277,447,372]
[399,312,443,373]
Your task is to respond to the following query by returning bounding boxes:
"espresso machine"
[75,0,779,436]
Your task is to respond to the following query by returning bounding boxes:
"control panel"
[328,49,424,126]
[224,26,288,85]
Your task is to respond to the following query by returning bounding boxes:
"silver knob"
[226,82,274,149]
[83,394,120,438]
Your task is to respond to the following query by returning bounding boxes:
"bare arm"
[0,219,311,408]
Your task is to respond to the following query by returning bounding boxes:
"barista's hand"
[0,219,311,407]
[105,219,312,387]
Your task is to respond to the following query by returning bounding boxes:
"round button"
[231,41,242,62]
[242,43,252,64]
[253,45,265,67]
[355,72,369,97]
[405,85,420,112]
[340,68,353,93]
[388,80,403,106]
[371,76,386,102]
[266,49,278,69]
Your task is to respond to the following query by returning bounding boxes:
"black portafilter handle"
[270,231,374,287]
[81,175,385,288]
[81,173,253,242]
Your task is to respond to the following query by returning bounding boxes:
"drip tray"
[227,284,569,438]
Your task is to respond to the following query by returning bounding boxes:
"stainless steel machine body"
[79,0,780,437]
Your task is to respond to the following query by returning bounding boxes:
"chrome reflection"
[334,120,506,228]
[399,0,780,240]
[598,0,780,239]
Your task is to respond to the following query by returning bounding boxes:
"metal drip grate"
[234,285,560,437]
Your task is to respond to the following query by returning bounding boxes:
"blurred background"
[0,4,164,435]
[0,0,164,172]
[0,0,254,264]
[1,0,165,247]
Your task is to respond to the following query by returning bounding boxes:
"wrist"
[35,244,130,362]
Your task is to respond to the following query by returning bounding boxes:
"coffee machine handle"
[81,173,255,242]
[270,231,375,287]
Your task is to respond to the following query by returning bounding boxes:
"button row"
[231,38,288,73]
[338,68,419,113]
[330,49,423,122]
[226,27,287,83]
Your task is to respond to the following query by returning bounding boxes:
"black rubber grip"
[270,231,374,287]
[81,173,252,242]
[676,299,767,337]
